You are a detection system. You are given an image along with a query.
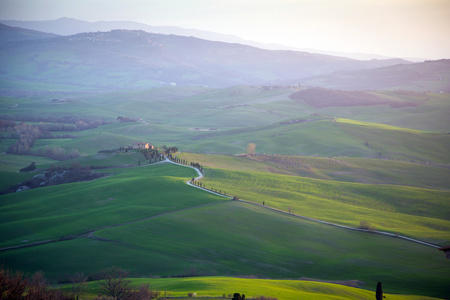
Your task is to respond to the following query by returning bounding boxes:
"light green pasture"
[177,153,450,190]
[201,168,450,244]
[72,277,443,300]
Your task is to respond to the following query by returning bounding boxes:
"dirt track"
[1,158,440,252]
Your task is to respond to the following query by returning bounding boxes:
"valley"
[0,23,449,299]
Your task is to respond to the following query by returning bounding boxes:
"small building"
[439,246,450,259]
[132,142,150,150]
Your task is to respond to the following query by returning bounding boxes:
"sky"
[0,0,449,60]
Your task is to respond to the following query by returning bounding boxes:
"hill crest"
[0,28,412,89]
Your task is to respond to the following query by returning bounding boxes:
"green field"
[199,167,450,244]
[61,277,443,300]
[0,163,224,248]
[2,86,449,162]
[177,153,450,244]
[0,153,58,190]
[177,153,450,190]
[1,161,449,297]
[2,199,449,297]
[1,85,449,299]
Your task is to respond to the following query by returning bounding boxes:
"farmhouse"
[132,142,153,149]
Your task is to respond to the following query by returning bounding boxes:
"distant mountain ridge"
[302,59,450,92]
[0,23,58,44]
[0,27,415,90]
[0,17,419,61]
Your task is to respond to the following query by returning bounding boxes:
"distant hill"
[0,28,413,89]
[1,17,245,42]
[288,87,432,108]
[0,23,58,44]
[302,59,450,92]
[0,18,416,61]
[290,88,395,108]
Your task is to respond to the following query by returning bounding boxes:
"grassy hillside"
[176,153,450,190]
[1,85,449,164]
[199,167,450,244]
[3,201,448,297]
[0,153,58,190]
[177,116,450,163]
[0,163,224,248]
[335,118,450,163]
[67,277,443,300]
[1,160,449,298]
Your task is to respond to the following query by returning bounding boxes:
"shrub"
[127,283,158,300]
[232,293,246,300]
[0,267,71,300]
[0,266,27,299]
[19,161,36,172]
[358,220,376,231]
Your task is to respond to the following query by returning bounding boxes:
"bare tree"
[71,272,88,300]
[0,266,27,299]
[247,143,256,156]
[97,267,131,300]
[1,267,70,300]
[27,271,49,299]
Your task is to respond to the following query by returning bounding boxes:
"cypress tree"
[376,282,383,300]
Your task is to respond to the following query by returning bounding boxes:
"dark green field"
[0,163,224,248]
[1,162,449,298]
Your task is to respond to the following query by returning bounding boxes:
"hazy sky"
[1,0,449,59]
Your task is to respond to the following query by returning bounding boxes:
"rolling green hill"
[175,116,450,163]
[176,153,450,190]
[1,160,449,298]
[1,21,449,300]
[0,163,224,248]
[2,199,448,297]
[0,153,58,190]
[199,167,450,244]
[67,277,443,300]
[1,86,449,162]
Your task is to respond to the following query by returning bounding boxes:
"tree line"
[1,163,106,195]
[0,266,164,300]
[1,265,280,299]
[0,115,107,128]
[166,154,204,174]
[4,122,85,160]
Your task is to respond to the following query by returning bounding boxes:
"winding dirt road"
[166,158,441,249]
[1,158,441,252]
